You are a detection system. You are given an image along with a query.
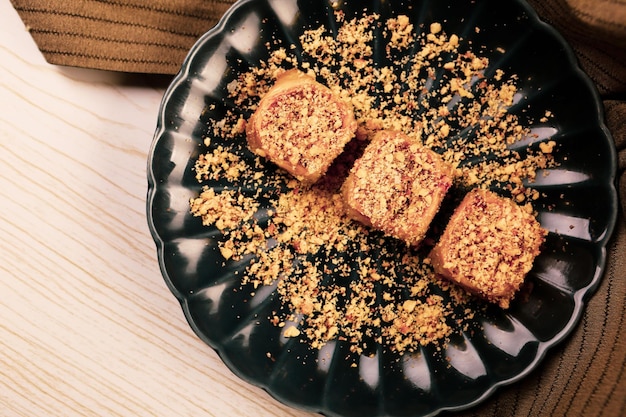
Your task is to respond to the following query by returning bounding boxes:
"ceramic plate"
[147,0,618,416]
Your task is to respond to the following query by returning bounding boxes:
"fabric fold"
[10,0,234,74]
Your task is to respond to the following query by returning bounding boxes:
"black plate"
[147,0,618,416]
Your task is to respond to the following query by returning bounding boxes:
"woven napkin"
[12,0,625,415]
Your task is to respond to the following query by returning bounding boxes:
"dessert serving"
[342,130,454,246]
[246,69,358,183]
[191,10,558,355]
[148,1,617,415]
[429,188,547,308]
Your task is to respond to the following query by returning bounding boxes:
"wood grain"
[0,3,314,416]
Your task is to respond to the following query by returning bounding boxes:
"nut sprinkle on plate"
[190,11,556,356]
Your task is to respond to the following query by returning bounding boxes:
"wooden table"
[0,3,313,416]
[4,1,625,416]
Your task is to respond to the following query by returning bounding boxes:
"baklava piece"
[429,188,546,308]
[342,130,454,246]
[246,69,358,183]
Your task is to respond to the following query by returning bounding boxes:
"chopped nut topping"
[429,189,546,308]
[283,326,301,338]
[189,12,556,356]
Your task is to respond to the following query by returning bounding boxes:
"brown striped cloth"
[11,0,625,415]
[10,0,234,74]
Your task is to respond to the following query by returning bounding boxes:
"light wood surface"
[0,3,314,416]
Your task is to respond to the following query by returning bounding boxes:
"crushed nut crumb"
[189,12,556,356]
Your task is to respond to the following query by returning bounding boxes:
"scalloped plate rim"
[146,0,619,416]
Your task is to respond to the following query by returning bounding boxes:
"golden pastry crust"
[429,188,546,308]
[342,130,454,246]
[246,69,358,183]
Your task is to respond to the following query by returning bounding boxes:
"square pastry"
[246,69,358,183]
[429,188,546,308]
[342,130,454,246]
